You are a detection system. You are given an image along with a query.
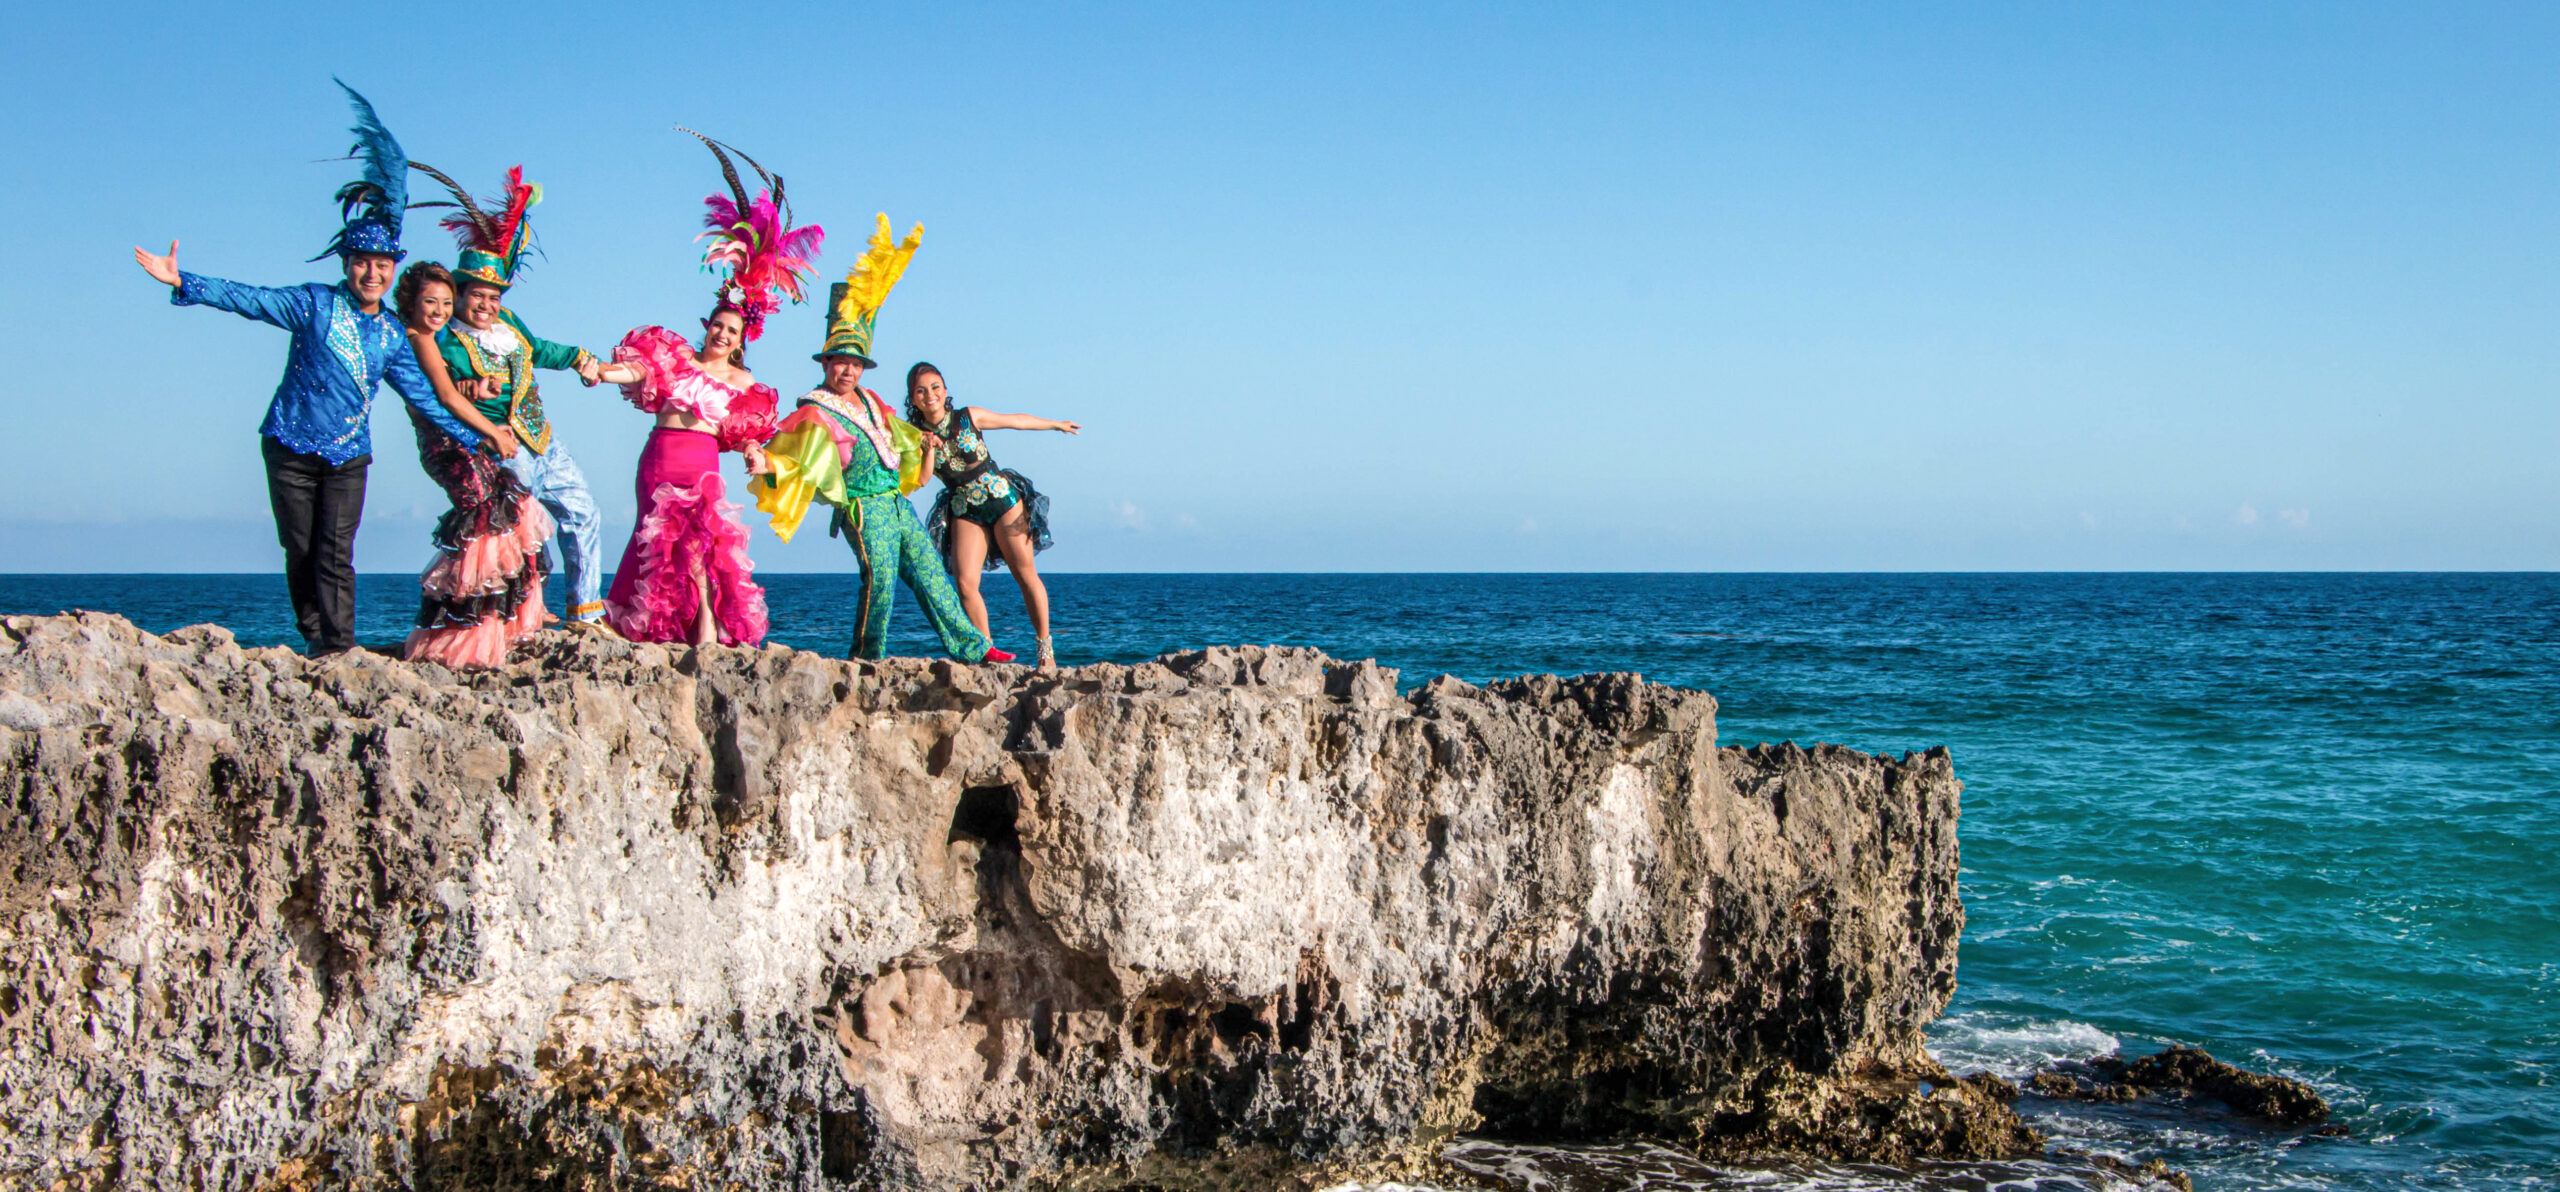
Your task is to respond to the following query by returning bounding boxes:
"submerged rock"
[2028,1045,2331,1126]
[0,613,2009,1190]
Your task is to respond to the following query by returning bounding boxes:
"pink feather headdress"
[682,129,822,341]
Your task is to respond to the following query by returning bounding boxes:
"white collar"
[457,319,523,356]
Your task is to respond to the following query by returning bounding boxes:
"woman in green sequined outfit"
[907,363,1078,666]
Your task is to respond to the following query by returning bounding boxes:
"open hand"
[1052,419,1082,435]
[134,240,180,288]
[744,444,772,475]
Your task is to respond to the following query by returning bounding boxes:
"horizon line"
[0,569,2553,579]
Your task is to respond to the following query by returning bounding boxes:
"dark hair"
[904,362,945,423]
[703,306,748,368]
[393,262,455,330]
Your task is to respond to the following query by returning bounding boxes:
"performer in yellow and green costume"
[751,216,1009,663]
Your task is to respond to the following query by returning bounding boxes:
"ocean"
[3,572,2552,1190]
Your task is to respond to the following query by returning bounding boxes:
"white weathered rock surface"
[0,613,2016,1191]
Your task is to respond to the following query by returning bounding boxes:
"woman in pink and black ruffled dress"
[600,133,822,647]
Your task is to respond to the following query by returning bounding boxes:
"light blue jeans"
[504,443,605,621]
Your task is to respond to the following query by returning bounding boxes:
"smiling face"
[342,252,398,307]
[407,278,454,335]
[908,370,949,422]
[822,356,866,394]
[700,310,746,363]
[457,282,504,330]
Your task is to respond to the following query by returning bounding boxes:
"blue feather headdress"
[312,79,409,261]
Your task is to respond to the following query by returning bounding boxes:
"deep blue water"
[3,572,2553,1190]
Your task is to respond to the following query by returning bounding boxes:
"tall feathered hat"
[312,79,409,261]
[411,163,541,292]
[683,129,823,342]
[815,215,923,366]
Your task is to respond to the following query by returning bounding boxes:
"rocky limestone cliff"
[0,613,2019,1191]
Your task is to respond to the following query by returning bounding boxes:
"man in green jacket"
[439,245,614,628]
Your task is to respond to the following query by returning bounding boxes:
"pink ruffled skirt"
[406,413,554,670]
[603,427,769,646]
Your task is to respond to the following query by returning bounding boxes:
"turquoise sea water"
[3,572,2552,1190]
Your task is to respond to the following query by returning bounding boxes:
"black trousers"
[260,437,369,655]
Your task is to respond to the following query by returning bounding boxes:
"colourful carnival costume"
[402,408,553,667]
[920,407,1053,569]
[605,331,780,645]
[415,165,612,625]
[163,82,483,655]
[599,133,819,646]
[752,217,992,661]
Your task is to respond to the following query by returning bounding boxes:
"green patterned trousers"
[834,492,990,661]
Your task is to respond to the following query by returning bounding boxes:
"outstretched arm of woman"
[410,332,519,459]
[585,360,644,385]
[965,407,1081,435]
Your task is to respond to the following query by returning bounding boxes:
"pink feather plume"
[697,189,824,340]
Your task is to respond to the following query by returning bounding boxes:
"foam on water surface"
[1928,1012,2123,1081]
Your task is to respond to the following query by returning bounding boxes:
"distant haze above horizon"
[9,3,2556,572]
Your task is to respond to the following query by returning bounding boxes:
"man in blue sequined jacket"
[131,83,479,656]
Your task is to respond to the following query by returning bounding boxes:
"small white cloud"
[1109,501,1148,531]
[2078,511,2097,530]
[2173,514,2194,531]
[2234,503,2260,526]
[1173,512,1198,531]
[1518,518,1541,534]
[2279,508,2310,529]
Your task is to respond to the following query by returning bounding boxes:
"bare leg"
[692,554,716,646]
[991,506,1050,641]
[949,520,993,640]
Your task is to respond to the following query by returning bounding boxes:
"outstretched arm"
[965,407,1081,435]
[409,332,517,459]
[139,239,315,330]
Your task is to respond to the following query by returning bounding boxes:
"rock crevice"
[0,614,2004,1190]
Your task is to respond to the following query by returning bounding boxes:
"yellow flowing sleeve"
[751,407,849,543]
[886,415,929,496]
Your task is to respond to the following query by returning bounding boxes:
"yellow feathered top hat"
[814,214,922,366]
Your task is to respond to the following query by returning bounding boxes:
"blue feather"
[333,77,407,219]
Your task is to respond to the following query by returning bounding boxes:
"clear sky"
[8,2,2556,571]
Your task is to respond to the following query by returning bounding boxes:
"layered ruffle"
[612,325,781,451]
[405,413,554,670]
[604,470,770,646]
[928,468,1054,571]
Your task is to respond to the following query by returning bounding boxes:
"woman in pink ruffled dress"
[601,134,822,647]
[392,260,555,668]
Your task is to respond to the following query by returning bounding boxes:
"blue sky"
[8,2,2556,571]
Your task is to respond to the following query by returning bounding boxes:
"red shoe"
[982,648,1017,663]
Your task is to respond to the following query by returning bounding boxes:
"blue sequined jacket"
[173,273,480,464]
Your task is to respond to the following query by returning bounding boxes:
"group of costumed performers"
[132,84,1079,670]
